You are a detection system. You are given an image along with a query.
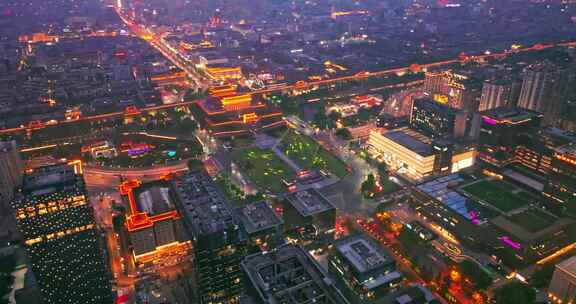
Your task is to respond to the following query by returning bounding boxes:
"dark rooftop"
[284,189,335,217]
[20,163,80,196]
[334,234,393,274]
[173,171,237,236]
[241,244,346,304]
[235,201,282,235]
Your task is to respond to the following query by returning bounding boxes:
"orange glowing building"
[120,179,190,265]
[206,66,243,82]
[192,94,285,138]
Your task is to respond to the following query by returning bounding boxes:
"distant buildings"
[173,170,247,304]
[192,94,285,138]
[0,140,23,206]
[119,179,190,265]
[12,162,113,304]
[423,70,482,112]
[329,234,402,303]
[548,255,576,304]
[479,78,520,112]
[518,63,575,125]
[368,127,475,180]
[241,244,347,304]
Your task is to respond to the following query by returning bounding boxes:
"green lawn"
[508,209,556,233]
[465,200,500,219]
[281,131,348,178]
[231,147,294,193]
[462,180,534,212]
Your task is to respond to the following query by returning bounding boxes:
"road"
[84,161,188,181]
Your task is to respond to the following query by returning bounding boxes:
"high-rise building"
[544,141,576,213]
[518,64,551,112]
[548,256,576,304]
[423,70,482,111]
[173,170,247,304]
[478,107,542,166]
[409,97,467,139]
[235,200,284,254]
[281,189,336,243]
[241,244,348,304]
[0,140,23,205]
[479,78,520,111]
[11,161,113,304]
[328,234,402,303]
[518,63,575,125]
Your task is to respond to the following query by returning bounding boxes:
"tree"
[494,282,535,304]
[458,260,493,290]
[361,174,377,198]
[335,128,352,140]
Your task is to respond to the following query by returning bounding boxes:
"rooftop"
[133,182,175,216]
[557,255,576,276]
[235,201,282,235]
[413,97,460,113]
[284,189,335,217]
[173,171,237,236]
[543,128,576,144]
[384,128,434,157]
[334,234,393,274]
[554,143,576,159]
[481,107,542,125]
[241,244,346,304]
[21,163,80,196]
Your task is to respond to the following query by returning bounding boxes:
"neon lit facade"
[120,179,190,265]
[192,94,285,138]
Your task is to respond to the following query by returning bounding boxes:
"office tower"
[119,179,190,266]
[0,140,23,206]
[281,189,336,243]
[479,78,519,111]
[409,97,467,139]
[423,70,481,111]
[518,64,550,112]
[518,63,575,125]
[11,161,113,304]
[544,137,576,213]
[241,244,348,304]
[329,234,402,303]
[548,256,576,304]
[174,170,247,304]
[235,200,284,254]
[478,107,542,166]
